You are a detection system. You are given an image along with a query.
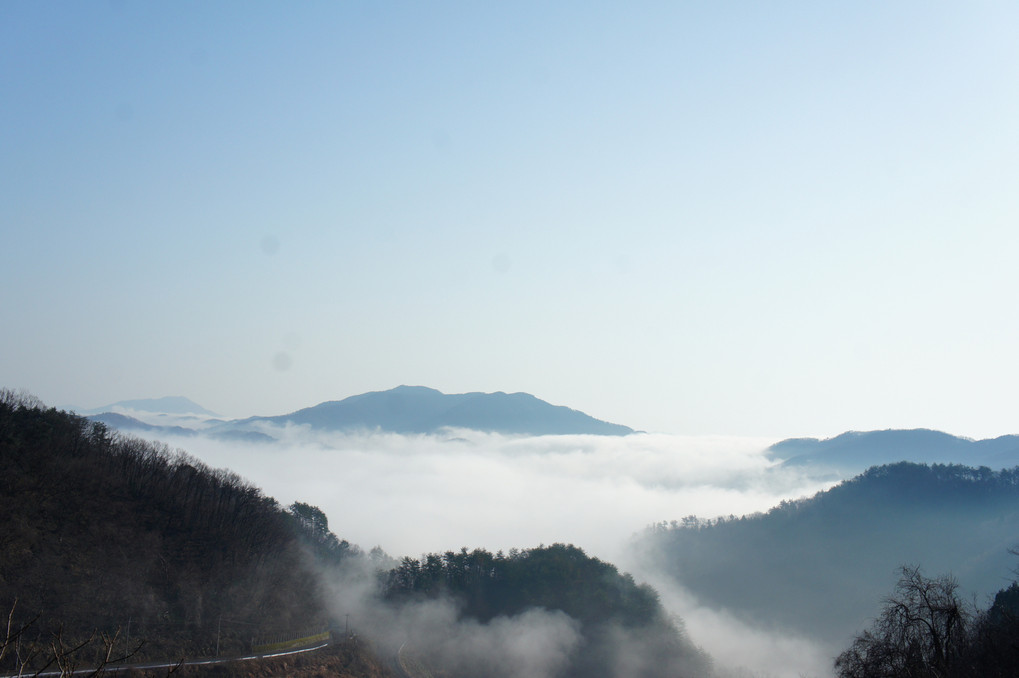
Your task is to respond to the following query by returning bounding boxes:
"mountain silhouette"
[88,411,198,437]
[767,428,1019,475]
[79,396,219,417]
[248,385,634,436]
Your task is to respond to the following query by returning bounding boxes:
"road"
[0,640,331,677]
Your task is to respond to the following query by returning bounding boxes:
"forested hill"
[0,390,366,671]
[639,462,1019,646]
[382,544,712,678]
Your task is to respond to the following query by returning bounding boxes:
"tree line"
[640,461,1019,645]
[382,543,711,678]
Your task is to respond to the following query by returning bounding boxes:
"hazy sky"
[3,2,1018,437]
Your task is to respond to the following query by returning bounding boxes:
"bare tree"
[2,602,142,678]
[835,565,970,678]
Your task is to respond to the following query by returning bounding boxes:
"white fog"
[139,423,839,677]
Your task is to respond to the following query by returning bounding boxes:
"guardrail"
[251,629,331,654]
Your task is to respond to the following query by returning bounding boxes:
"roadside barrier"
[251,629,330,653]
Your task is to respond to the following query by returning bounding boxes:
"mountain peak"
[268,386,633,436]
[79,396,219,417]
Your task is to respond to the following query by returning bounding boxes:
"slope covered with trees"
[639,462,1019,645]
[0,390,364,672]
[382,544,711,678]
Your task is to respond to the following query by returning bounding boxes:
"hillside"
[381,544,711,678]
[638,462,1019,646]
[0,390,380,675]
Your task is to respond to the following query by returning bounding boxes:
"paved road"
[395,642,435,678]
[1,640,331,677]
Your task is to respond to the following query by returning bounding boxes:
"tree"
[289,502,330,538]
[2,601,142,677]
[835,565,970,678]
[963,581,1019,676]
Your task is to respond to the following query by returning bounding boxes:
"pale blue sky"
[3,1,1018,437]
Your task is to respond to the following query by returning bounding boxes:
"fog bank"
[160,427,828,563]
[147,426,837,677]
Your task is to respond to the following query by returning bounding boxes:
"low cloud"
[156,428,828,563]
[320,560,581,678]
[637,569,838,678]
[142,426,837,677]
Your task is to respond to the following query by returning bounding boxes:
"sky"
[3,1,1019,438]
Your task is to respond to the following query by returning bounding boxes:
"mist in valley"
[130,420,839,677]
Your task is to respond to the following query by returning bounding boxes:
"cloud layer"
[158,428,824,560]
[145,426,837,677]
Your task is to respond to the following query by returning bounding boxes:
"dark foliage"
[384,544,659,626]
[0,390,357,670]
[382,543,710,678]
[835,566,970,677]
[836,565,1019,677]
[962,581,1019,677]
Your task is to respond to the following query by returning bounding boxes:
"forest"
[0,389,369,674]
[381,544,710,677]
[639,461,1019,646]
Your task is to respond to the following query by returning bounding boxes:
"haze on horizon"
[3,2,1019,440]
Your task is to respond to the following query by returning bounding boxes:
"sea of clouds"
[136,423,840,676]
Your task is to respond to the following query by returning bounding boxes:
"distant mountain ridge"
[248,385,635,436]
[767,429,1019,475]
[85,386,634,438]
[80,395,219,417]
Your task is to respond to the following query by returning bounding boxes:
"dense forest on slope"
[639,462,1019,645]
[0,390,367,672]
[382,544,711,678]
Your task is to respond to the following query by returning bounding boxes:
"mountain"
[638,462,1019,647]
[87,411,275,443]
[87,411,199,437]
[244,385,635,436]
[79,387,633,438]
[79,395,219,417]
[0,390,368,674]
[767,429,1019,476]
